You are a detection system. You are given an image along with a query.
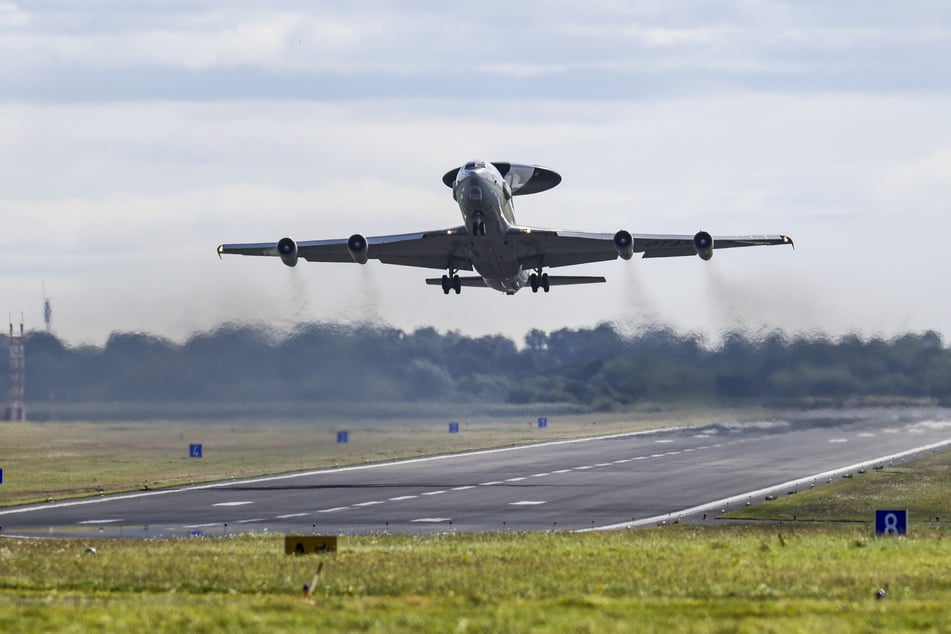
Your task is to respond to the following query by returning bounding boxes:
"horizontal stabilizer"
[546,276,606,286]
[425,276,488,287]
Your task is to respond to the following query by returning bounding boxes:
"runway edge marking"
[579,438,951,532]
[0,426,687,517]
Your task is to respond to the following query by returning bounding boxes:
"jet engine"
[347,234,369,264]
[613,230,634,260]
[277,237,298,267]
[693,231,714,261]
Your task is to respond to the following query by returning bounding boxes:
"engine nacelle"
[613,230,634,260]
[693,231,714,261]
[347,233,369,264]
[277,237,298,267]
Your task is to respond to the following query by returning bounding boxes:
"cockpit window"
[464,160,486,170]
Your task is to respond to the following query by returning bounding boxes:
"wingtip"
[783,234,795,250]
[216,245,223,259]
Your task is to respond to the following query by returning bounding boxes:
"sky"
[2,1,951,346]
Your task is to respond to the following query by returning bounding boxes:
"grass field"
[3,412,951,630]
[0,409,741,506]
[2,526,950,632]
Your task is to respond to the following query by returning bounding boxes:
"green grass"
[722,448,951,523]
[2,527,951,632]
[0,409,747,506]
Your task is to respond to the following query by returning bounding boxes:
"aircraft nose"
[454,174,484,203]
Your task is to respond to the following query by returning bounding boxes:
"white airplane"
[217,160,793,295]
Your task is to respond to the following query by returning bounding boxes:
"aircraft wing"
[509,228,793,268]
[634,233,794,258]
[217,227,475,271]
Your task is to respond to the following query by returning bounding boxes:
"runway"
[2,408,950,537]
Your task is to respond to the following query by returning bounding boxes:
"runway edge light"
[286,535,338,555]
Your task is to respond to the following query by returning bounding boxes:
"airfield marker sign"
[538,417,548,428]
[0,468,3,484]
[189,444,202,458]
[875,509,908,535]
[337,431,348,444]
[449,422,459,434]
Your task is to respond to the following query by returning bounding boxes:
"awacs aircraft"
[217,160,793,295]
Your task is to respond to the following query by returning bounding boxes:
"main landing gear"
[529,270,550,293]
[441,269,462,295]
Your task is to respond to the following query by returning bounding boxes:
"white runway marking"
[575,466,593,470]
[552,469,572,474]
[422,490,447,496]
[317,507,348,513]
[595,463,612,467]
[213,501,253,507]
[585,438,951,532]
[353,501,384,507]
[510,500,546,506]
[530,473,549,478]
[236,518,263,524]
[613,459,631,464]
[858,433,876,438]
[411,518,451,523]
[0,426,682,519]
[452,486,476,491]
[389,495,417,501]
[276,513,308,519]
[505,477,527,482]
[479,481,504,486]
[829,438,849,444]
[185,523,219,529]
[78,519,122,524]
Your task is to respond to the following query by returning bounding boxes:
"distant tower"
[5,318,26,421]
[43,282,52,332]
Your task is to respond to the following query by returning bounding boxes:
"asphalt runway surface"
[2,408,950,537]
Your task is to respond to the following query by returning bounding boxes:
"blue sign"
[0,468,3,484]
[189,444,203,458]
[876,509,908,535]
[449,422,459,434]
[538,417,548,428]
[337,431,349,444]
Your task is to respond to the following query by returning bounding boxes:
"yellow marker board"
[285,535,338,555]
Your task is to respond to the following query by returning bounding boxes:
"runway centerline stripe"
[583,438,951,532]
[78,519,122,524]
[389,495,417,501]
[212,501,253,507]
[276,513,308,519]
[422,490,447,496]
[451,486,476,490]
[505,477,527,482]
[317,507,348,513]
[479,481,504,486]
[510,500,546,506]
[353,501,384,507]
[0,426,685,518]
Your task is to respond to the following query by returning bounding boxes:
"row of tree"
[1,322,949,418]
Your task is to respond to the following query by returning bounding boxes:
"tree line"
[1,322,949,419]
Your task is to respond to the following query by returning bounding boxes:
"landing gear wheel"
[441,275,451,295]
[530,273,540,293]
[452,275,462,294]
[541,273,550,293]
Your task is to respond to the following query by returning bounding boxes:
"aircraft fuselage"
[451,160,529,294]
